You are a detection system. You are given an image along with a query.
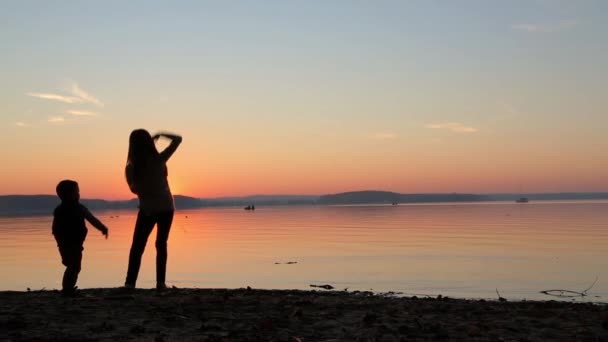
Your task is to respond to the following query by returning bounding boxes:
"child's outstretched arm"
[83,208,109,239]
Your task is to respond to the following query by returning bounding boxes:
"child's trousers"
[59,244,83,292]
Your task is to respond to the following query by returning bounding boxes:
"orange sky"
[2,121,607,199]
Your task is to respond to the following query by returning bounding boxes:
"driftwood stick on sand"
[496,288,507,302]
[540,276,598,298]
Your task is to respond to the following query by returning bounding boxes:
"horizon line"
[3,190,608,201]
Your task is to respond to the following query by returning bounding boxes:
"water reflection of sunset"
[2,203,607,300]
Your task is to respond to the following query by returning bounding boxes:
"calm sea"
[1,201,607,301]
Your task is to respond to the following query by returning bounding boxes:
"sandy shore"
[1,288,607,341]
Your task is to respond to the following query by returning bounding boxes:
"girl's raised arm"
[155,132,182,162]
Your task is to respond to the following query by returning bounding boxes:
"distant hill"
[0,195,145,215]
[485,192,608,201]
[318,191,608,205]
[0,195,194,216]
[0,195,59,215]
[317,191,488,205]
[200,195,318,207]
[173,195,204,209]
[2,191,608,216]
[0,194,317,216]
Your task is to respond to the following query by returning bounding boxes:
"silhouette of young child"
[52,180,109,296]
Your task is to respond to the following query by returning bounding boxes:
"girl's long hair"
[126,129,159,184]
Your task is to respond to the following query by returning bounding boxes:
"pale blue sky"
[1,1,607,197]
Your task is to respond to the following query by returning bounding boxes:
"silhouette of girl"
[124,129,182,290]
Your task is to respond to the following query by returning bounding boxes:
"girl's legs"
[154,210,174,287]
[125,210,157,287]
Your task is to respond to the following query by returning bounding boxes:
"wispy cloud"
[67,110,98,116]
[499,102,523,119]
[27,82,104,107]
[15,122,28,127]
[512,20,577,33]
[70,83,104,107]
[27,92,83,104]
[425,122,478,133]
[48,116,65,123]
[372,132,398,140]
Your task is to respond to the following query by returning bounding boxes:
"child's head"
[56,180,80,203]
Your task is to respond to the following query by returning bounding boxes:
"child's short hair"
[56,180,79,201]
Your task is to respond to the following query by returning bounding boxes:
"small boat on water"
[515,197,529,203]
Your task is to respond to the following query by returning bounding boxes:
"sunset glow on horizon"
[1,1,607,200]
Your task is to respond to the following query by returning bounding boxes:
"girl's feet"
[61,286,79,297]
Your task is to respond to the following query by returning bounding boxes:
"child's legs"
[155,211,174,284]
[125,211,157,286]
[59,245,83,290]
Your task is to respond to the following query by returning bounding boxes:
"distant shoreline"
[2,191,608,216]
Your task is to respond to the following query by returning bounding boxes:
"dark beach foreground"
[1,288,607,341]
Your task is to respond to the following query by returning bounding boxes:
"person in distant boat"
[124,129,182,290]
[52,180,109,296]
